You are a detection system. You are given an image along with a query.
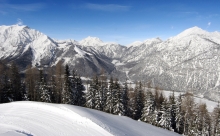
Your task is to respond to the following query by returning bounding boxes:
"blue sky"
[1,0,220,45]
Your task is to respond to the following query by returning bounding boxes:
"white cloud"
[207,22,211,28]
[84,3,130,12]
[16,18,23,26]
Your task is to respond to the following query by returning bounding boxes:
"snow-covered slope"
[0,102,179,136]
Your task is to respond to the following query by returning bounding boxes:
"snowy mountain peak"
[128,37,162,48]
[0,25,57,66]
[143,37,163,45]
[127,41,143,47]
[0,25,28,33]
[176,26,207,38]
[79,36,104,46]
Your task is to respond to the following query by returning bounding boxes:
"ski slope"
[0,102,179,136]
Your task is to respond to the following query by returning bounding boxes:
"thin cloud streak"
[0,10,7,15]
[6,3,45,11]
[16,18,23,25]
[84,3,130,12]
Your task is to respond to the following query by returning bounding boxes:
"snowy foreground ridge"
[0,102,179,136]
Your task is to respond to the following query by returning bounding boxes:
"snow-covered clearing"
[0,101,179,136]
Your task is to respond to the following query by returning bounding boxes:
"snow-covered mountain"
[0,25,57,67]
[79,36,104,46]
[0,101,179,136]
[1,25,220,101]
[0,25,114,76]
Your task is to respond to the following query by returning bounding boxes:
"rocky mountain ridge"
[1,25,220,101]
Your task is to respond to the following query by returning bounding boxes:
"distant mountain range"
[1,25,220,101]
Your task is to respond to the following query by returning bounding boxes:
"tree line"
[0,61,85,105]
[0,61,220,135]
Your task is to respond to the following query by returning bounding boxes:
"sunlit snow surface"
[0,102,179,136]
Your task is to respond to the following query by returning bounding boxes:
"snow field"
[0,102,112,136]
[0,101,180,136]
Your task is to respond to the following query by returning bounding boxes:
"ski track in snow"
[0,101,180,136]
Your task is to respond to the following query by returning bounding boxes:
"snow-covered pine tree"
[47,74,56,103]
[37,67,51,103]
[75,75,85,106]
[86,76,98,109]
[61,65,72,104]
[169,91,177,132]
[112,78,124,115]
[133,81,144,120]
[141,89,156,124]
[70,69,77,105]
[212,103,220,135]
[104,77,114,113]
[175,94,184,134]
[159,98,171,130]
[122,79,129,116]
[99,74,108,111]
[93,76,102,110]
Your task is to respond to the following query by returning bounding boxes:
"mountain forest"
[0,60,220,136]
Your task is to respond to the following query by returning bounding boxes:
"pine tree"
[70,69,77,105]
[195,103,211,135]
[141,89,156,124]
[55,61,64,103]
[175,94,184,134]
[169,91,177,132]
[98,73,108,111]
[37,67,51,103]
[122,80,129,116]
[61,65,72,104]
[105,77,114,113]
[47,74,56,103]
[159,98,171,130]
[182,92,196,135]
[112,78,123,115]
[75,75,85,106]
[10,62,23,101]
[25,65,38,101]
[93,76,102,110]
[1,71,12,102]
[86,76,98,109]
[212,103,220,135]
[133,81,144,120]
